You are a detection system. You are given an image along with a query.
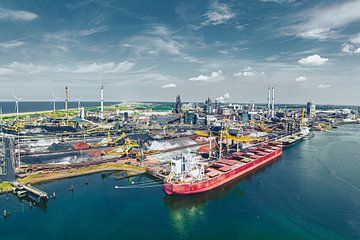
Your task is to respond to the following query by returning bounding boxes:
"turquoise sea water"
[1,124,360,239]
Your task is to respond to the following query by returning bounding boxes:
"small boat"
[16,190,28,198]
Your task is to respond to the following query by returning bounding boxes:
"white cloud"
[235,25,245,31]
[318,84,331,88]
[244,66,252,71]
[0,67,14,75]
[5,62,50,74]
[296,28,335,40]
[0,40,25,49]
[122,25,200,63]
[61,61,135,73]
[350,34,360,44]
[261,0,296,3]
[122,36,181,56]
[243,71,255,77]
[78,26,109,37]
[287,1,360,40]
[295,76,307,82]
[298,54,329,66]
[189,70,224,82]
[233,66,265,77]
[341,43,360,55]
[0,61,135,75]
[202,1,235,26]
[0,7,38,21]
[161,83,176,88]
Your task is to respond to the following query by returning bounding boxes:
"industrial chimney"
[271,87,275,118]
[65,86,69,119]
[267,87,271,111]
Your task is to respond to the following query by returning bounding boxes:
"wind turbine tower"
[12,93,22,121]
[50,92,58,111]
[77,97,82,110]
[77,97,85,120]
[100,85,104,120]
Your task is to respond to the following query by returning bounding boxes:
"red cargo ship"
[164,142,282,195]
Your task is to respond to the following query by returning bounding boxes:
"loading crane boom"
[194,130,263,142]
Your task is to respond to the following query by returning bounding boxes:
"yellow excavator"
[90,132,127,148]
[102,138,140,157]
[4,121,24,133]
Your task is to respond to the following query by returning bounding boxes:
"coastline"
[17,162,145,185]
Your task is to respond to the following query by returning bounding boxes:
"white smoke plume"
[216,93,230,103]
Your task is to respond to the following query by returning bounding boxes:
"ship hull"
[282,137,303,147]
[164,147,282,195]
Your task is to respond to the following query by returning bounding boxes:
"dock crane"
[194,129,263,142]
[195,118,264,158]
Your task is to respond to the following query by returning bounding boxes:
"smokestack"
[271,87,275,118]
[65,86,69,119]
[100,85,104,120]
[267,87,271,110]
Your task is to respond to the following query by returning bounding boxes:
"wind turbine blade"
[11,92,17,100]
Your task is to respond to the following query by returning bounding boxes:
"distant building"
[205,97,212,114]
[175,95,182,114]
[184,112,197,125]
[206,115,216,125]
[241,112,249,122]
[220,107,231,116]
[306,101,316,117]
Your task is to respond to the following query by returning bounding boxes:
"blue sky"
[0,0,359,104]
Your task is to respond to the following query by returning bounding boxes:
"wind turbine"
[11,93,23,120]
[77,97,83,110]
[74,97,84,120]
[50,92,60,111]
[11,93,23,168]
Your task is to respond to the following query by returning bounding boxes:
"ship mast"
[219,127,223,159]
[208,129,212,159]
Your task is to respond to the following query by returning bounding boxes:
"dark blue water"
[0,101,119,114]
[1,125,360,239]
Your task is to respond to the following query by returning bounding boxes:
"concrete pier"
[11,182,48,200]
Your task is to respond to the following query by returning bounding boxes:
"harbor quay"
[1,90,358,200]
